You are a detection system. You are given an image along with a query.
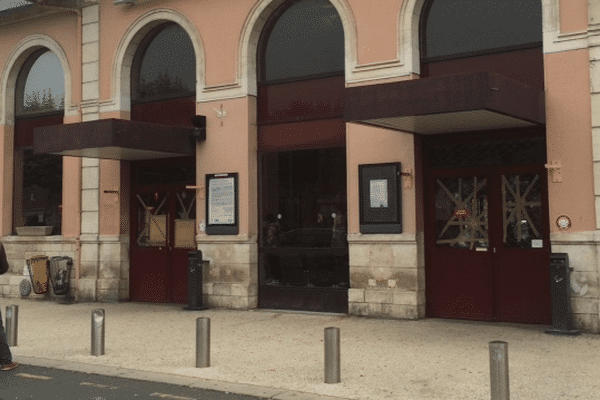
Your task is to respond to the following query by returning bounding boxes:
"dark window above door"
[421,0,542,62]
[258,0,344,84]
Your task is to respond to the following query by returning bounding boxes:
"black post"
[185,250,208,311]
[545,253,579,335]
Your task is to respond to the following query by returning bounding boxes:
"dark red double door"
[425,164,552,324]
[129,161,196,303]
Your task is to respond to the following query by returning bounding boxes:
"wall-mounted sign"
[359,163,402,234]
[206,173,238,235]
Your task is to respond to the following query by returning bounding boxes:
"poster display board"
[206,173,239,235]
[359,163,402,233]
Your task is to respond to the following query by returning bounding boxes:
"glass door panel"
[502,174,543,249]
[136,192,169,248]
[435,176,488,251]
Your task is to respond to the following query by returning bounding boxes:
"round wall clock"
[556,215,572,231]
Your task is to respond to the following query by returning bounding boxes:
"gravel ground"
[3,298,600,400]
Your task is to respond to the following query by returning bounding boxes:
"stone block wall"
[0,236,77,300]
[347,233,425,319]
[197,235,258,309]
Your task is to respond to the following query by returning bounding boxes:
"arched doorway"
[421,0,552,324]
[14,48,65,236]
[257,0,349,312]
[128,22,197,303]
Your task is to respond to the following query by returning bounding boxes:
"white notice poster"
[208,177,235,224]
[370,179,388,208]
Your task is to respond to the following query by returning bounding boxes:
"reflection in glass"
[435,176,488,250]
[135,23,195,101]
[261,0,344,82]
[17,50,64,116]
[260,148,348,287]
[503,174,543,249]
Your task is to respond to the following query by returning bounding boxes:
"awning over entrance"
[33,118,195,160]
[344,71,545,134]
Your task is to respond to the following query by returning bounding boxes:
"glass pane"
[22,151,62,234]
[137,24,195,101]
[18,51,64,115]
[174,189,196,249]
[423,0,542,59]
[503,174,543,249]
[262,0,344,82]
[435,176,488,250]
[260,148,348,287]
[136,192,168,247]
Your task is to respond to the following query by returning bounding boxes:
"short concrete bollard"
[324,327,340,383]
[91,309,105,356]
[5,305,18,347]
[489,341,510,400]
[196,317,210,368]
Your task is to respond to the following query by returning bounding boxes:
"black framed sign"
[359,163,402,233]
[205,173,239,235]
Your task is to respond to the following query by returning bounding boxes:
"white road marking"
[80,381,119,390]
[150,393,198,400]
[16,373,52,380]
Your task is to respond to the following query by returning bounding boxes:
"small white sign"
[532,239,543,248]
[370,179,388,208]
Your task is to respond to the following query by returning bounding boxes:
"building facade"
[0,0,599,333]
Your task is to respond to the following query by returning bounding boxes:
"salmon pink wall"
[545,49,594,232]
[559,0,588,33]
[347,0,400,65]
[196,96,258,237]
[346,123,415,234]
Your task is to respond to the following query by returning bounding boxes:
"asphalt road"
[0,364,261,400]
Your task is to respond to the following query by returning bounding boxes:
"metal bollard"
[91,309,105,356]
[324,327,340,383]
[196,317,210,368]
[5,305,18,347]
[489,341,510,400]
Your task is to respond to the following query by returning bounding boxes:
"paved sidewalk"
[2,298,600,400]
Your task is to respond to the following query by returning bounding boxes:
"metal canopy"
[344,71,545,134]
[33,118,195,161]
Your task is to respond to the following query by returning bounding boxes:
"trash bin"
[185,250,209,311]
[26,255,50,295]
[49,256,73,297]
[545,253,579,335]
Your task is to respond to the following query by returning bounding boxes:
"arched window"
[15,49,65,116]
[132,22,195,103]
[14,49,65,235]
[421,0,542,61]
[259,0,344,83]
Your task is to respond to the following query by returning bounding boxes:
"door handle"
[493,247,496,253]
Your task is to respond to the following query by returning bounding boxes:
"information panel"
[206,173,238,235]
[359,163,402,233]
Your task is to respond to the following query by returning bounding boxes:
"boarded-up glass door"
[425,165,551,324]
